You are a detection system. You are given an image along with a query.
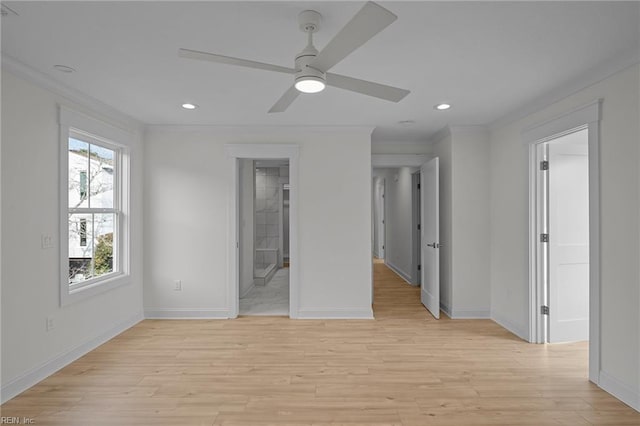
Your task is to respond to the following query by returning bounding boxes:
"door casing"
[226,144,299,319]
[524,100,601,384]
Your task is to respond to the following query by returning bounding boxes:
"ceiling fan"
[178,1,410,113]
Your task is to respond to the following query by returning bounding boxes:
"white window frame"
[59,106,131,305]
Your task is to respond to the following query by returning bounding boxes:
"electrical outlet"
[41,234,54,249]
[174,280,182,291]
[46,317,55,331]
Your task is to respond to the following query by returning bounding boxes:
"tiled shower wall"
[255,166,289,271]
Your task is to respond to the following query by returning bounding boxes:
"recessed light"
[53,65,76,74]
[434,103,451,111]
[181,103,198,110]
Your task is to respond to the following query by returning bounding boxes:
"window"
[67,134,119,286]
[60,106,131,304]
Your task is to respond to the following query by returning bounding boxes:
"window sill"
[62,273,130,306]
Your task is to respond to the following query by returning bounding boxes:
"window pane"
[69,213,93,283]
[68,138,89,208]
[93,213,115,278]
[89,144,115,208]
[68,213,115,284]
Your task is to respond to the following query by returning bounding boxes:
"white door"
[421,158,440,319]
[548,130,589,343]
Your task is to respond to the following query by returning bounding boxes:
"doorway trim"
[523,100,601,384]
[225,144,299,319]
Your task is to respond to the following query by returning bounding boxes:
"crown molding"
[2,54,143,135]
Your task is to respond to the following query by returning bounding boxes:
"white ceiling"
[2,1,639,142]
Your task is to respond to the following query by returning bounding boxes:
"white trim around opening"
[522,99,601,384]
[225,144,299,319]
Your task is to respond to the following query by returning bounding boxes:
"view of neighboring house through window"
[79,218,87,247]
[67,135,118,287]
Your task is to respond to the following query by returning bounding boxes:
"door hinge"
[382,219,385,224]
[540,233,549,243]
[382,245,385,250]
[417,183,421,189]
[541,305,549,315]
[418,264,421,271]
[540,160,549,171]
[417,224,421,230]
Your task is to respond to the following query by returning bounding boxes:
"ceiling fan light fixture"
[295,76,326,93]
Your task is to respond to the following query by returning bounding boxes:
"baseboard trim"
[1,311,143,404]
[440,301,453,317]
[450,308,491,319]
[385,260,414,285]
[599,370,640,412]
[297,308,374,319]
[144,308,231,319]
[491,311,529,341]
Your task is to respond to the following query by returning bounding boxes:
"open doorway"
[525,101,600,383]
[226,143,299,319]
[533,128,589,343]
[238,159,290,316]
[370,157,440,319]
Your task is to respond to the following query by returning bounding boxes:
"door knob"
[427,242,437,248]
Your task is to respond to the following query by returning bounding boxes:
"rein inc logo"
[0,418,34,424]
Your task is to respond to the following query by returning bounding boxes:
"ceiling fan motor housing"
[294,45,326,88]
[295,10,326,89]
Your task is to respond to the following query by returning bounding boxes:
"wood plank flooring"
[2,260,639,425]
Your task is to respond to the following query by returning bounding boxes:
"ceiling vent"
[1,4,19,17]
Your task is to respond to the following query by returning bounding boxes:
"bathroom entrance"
[238,159,290,316]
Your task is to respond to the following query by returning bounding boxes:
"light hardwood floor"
[2,261,639,425]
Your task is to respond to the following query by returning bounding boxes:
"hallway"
[1,263,638,425]
[372,257,427,320]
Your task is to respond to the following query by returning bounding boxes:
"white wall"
[373,167,417,284]
[372,140,431,155]
[238,159,254,297]
[1,71,144,402]
[450,128,491,317]
[429,127,492,318]
[143,127,373,319]
[489,64,640,409]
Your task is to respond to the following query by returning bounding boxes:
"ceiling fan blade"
[311,2,397,72]
[326,73,410,102]
[268,86,300,113]
[179,48,295,74]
